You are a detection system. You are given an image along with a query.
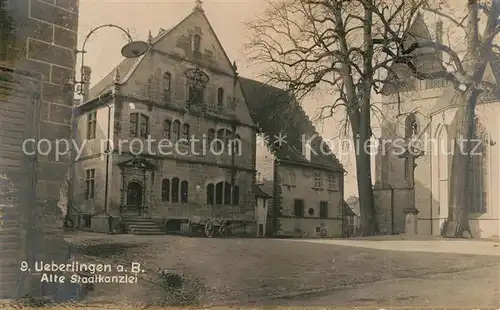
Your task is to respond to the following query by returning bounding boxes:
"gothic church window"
[468,118,488,214]
[404,113,418,139]
[171,177,180,202]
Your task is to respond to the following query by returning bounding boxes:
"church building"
[375,15,499,239]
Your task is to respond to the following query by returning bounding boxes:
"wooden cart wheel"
[187,221,195,237]
[204,220,214,238]
[219,223,228,237]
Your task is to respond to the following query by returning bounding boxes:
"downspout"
[104,102,112,233]
[389,185,395,234]
[272,158,279,236]
[429,116,433,236]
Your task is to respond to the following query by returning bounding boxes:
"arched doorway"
[126,181,143,213]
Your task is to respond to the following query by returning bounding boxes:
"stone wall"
[1,0,79,300]
[374,187,414,235]
[3,0,78,200]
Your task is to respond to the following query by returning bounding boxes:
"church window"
[404,113,418,139]
[468,118,488,214]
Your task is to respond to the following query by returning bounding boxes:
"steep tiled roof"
[252,184,272,198]
[88,57,139,99]
[239,77,344,171]
[342,201,357,217]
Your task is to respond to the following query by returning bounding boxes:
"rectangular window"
[87,111,96,140]
[130,113,138,136]
[294,199,304,217]
[320,201,328,218]
[327,173,337,190]
[130,113,149,138]
[313,172,321,188]
[139,114,149,138]
[84,169,95,200]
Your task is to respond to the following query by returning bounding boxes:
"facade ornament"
[148,30,153,43]
[232,61,238,74]
[113,68,120,84]
[193,0,203,12]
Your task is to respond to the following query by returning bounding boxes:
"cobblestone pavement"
[51,232,500,307]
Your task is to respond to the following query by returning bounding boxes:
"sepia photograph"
[1,0,500,307]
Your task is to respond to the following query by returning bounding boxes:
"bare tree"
[247,0,500,237]
[414,0,500,238]
[245,0,424,235]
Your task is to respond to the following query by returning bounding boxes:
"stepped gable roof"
[239,77,344,172]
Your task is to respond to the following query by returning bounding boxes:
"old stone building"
[240,78,345,238]
[72,1,258,235]
[1,0,79,299]
[375,15,500,238]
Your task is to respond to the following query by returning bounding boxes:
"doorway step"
[122,216,165,235]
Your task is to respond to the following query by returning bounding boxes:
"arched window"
[181,124,190,142]
[231,134,241,155]
[215,129,226,152]
[217,87,224,108]
[193,34,201,53]
[171,177,179,202]
[405,113,418,139]
[469,118,488,214]
[164,119,171,139]
[224,182,232,205]
[163,72,171,91]
[206,183,215,204]
[180,180,189,203]
[232,185,239,205]
[172,120,181,142]
[207,128,215,144]
[215,181,223,205]
[161,179,170,201]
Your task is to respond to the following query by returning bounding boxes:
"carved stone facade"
[72,4,257,234]
[374,15,500,238]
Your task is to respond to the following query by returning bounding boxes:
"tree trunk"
[353,122,379,236]
[355,148,378,235]
[442,89,480,238]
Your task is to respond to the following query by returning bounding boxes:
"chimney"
[81,65,91,102]
[435,20,443,62]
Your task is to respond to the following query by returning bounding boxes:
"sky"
[78,0,360,196]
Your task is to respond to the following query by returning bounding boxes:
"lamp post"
[72,24,149,96]
[67,24,148,232]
